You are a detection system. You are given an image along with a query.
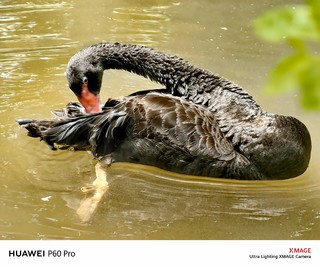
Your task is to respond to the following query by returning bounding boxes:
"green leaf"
[253,5,320,43]
[307,0,320,35]
[299,57,320,110]
[254,2,320,111]
[264,53,308,94]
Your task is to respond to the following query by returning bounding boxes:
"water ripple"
[109,4,175,45]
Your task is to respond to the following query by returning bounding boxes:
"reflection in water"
[0,0,320,240]
[79,163,320,239]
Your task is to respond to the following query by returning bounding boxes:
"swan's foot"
[80,184,100,194]
[76,157,112,222]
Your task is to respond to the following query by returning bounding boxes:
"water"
[0,0,319,240]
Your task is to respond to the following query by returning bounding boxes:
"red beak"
[78,84,102,114]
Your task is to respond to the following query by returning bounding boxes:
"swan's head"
[66,52,104,113]
[242,115,312,179]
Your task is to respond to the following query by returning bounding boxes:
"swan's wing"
[131,93,237,161]
[18,93,237,164]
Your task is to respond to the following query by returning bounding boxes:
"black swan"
[18,42,311,180]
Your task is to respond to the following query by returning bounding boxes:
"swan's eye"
[82,77,88,84]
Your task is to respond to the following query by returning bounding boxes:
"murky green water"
[1,0,319,240]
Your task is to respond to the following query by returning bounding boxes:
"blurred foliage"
[253,0,320,110]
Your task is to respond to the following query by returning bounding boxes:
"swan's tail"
[17,115,99,152]
[17,103,128,156]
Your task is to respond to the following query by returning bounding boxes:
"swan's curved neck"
[67,42,262,124]
[69,42,205,92]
